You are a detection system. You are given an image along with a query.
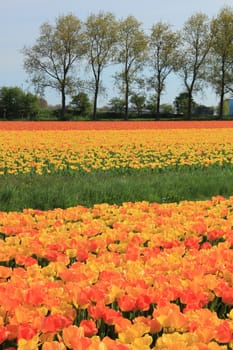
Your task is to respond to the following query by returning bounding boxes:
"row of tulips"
[0,196,232,349]
[1,121,233,130]
[1,128,233,175]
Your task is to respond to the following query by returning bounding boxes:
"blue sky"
[1,0,233,107]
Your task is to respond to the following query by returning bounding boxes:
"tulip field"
[0,121,233,349]
[1,120,233,176]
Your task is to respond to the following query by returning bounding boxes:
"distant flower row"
[1,121,233,130]
[1,126,233,175]
[0,196,232,349]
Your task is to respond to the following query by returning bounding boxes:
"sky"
[1,0,233,108]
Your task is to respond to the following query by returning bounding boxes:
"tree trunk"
[219,66,225,119]
[156,91,161,119]
[61,89,66,120]
[125,82,129,120]
[93,86,98,121]
[219,90,224,119]
[124,68,129,120]
[93,72,100,121]
[156,69,161,119]
[187,90,192,119]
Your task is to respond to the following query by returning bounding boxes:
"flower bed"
[0,197,232,349]
[1,127,233,175]
[0,121,233,348]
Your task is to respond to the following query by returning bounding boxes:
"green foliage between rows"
[0,165,233,212]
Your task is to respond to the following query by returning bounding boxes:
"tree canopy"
[22,14,86,120]
[84,12,118,120]
[114,16,147,119]
[175,13,212,118]
[0,87,39,120]
[18,7,233,120]
[209,6,233,118]
[148,21,179,115]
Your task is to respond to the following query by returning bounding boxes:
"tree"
[21,92,39,119]
[22,14,86,120]
[70,92,91,117]
[160,103,174,114]
[0,87,23,119]
[0,87,39,119]
[130,94,146,116]
[108,97,125,113]
[38,97,48,109]
[174,92,196,115]
[175,13,212,118]
[147,22,179,116]
[146,95,174,114]
[114,16,147,120]
[84,12,118,120]
[208,7,233,118]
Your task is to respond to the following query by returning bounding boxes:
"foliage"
[130,94,146,115]
[70,92,91,117]
[0,86,39,120]
[108,97,125,114]
[147,22,179,115]
[22,14,86,120]
[19,8,233,118]
[208,6,233,118]
[159,103,174,114]
[84,12,118,120]
[175,13,212,118]
[114,16,148,119]
[174,92,196,115]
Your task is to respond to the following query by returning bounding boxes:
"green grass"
[0,165,233,211]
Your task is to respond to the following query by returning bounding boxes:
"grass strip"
[0,166,233,211]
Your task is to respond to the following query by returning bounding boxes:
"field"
[0,121,233,350]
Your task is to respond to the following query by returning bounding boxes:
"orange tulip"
[0,325,9,344]
[41,314,72,333]
[62,325,91,350]
[117,295,136,312]
[17,323,37,340]
[215,321,232,343]
[135,294,151,311]
[80,320,98,337]
[42,341,66,350]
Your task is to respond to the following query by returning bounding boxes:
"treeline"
[10,6,233,120]
[0,86,217,121]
